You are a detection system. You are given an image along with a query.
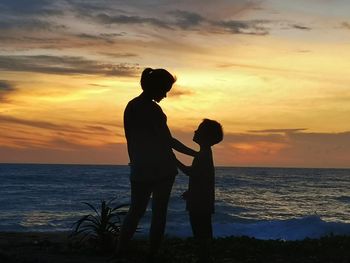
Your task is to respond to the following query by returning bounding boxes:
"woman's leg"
[149,177,175,255]
[117,181,152,254]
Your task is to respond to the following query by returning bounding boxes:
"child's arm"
[176,158,192,176]
[172,138,197,157]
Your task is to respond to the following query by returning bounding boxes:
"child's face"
[193,123,205,144]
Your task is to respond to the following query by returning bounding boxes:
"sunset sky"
[1,0,350,168]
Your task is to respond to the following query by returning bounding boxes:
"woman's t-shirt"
[124,94,178,182]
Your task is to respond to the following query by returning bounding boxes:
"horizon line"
[1,162,349,170]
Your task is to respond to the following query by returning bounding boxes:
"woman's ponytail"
[140,68,153,91]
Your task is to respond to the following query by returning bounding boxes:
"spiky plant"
[70,197,128,251]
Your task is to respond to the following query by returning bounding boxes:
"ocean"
[1,164,350,240]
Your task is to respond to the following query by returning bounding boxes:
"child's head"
[193,119,223,146]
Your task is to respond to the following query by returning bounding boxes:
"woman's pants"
[118,176,175,254]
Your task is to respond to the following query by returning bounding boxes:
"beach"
[1,232,350,263]
[2,165,350,262]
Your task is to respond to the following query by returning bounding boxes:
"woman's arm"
[172,138,197,156]
[176,158,192,176]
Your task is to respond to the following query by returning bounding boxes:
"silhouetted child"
[177,119,223,263]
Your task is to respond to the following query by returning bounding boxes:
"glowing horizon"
[1,0,350,168]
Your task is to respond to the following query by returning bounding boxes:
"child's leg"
[189,212,213,262]
[189,211,213,239]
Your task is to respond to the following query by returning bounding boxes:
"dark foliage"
[69,198,128,252]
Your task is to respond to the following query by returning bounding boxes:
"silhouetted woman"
[118,68,196,258]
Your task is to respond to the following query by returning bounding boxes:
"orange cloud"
[231,141,288,154]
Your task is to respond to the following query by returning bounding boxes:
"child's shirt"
[186,148,215,214]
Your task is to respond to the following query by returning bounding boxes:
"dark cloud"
[79,7,272,35]
[292,24,311,30]
[212,19,270,35]
[169,10,205,29]
[0,1,295,40]
[0,80,16,102]
[0,19,67,31]
[296,50,311,53]
[21,36,64,44]
[341,22,350,30]
[94,13,173,29]
[0,1,312,45]
[67,0,119,15]
[89,84,109,88]
[0,55,139,76]
[0,114,78,133]
[99,52,138,58]
[85,125,112,132]
[76,32,126,44]
[0,1,67,45]
[94,11,273,35]
[0,0,63,16]
[100,33,126,38]
[0,114,113,136]
[0,80,14,92]
[278,21,313,31]
[0,35,65,50]
[77,33,115,44]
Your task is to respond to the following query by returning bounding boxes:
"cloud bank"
[0,55,138,76]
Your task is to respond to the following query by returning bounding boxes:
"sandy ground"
[1,232,350,263]
[0,232,112,263]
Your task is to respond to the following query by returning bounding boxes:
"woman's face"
[152,83,172,102]
[153,89,168,102]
